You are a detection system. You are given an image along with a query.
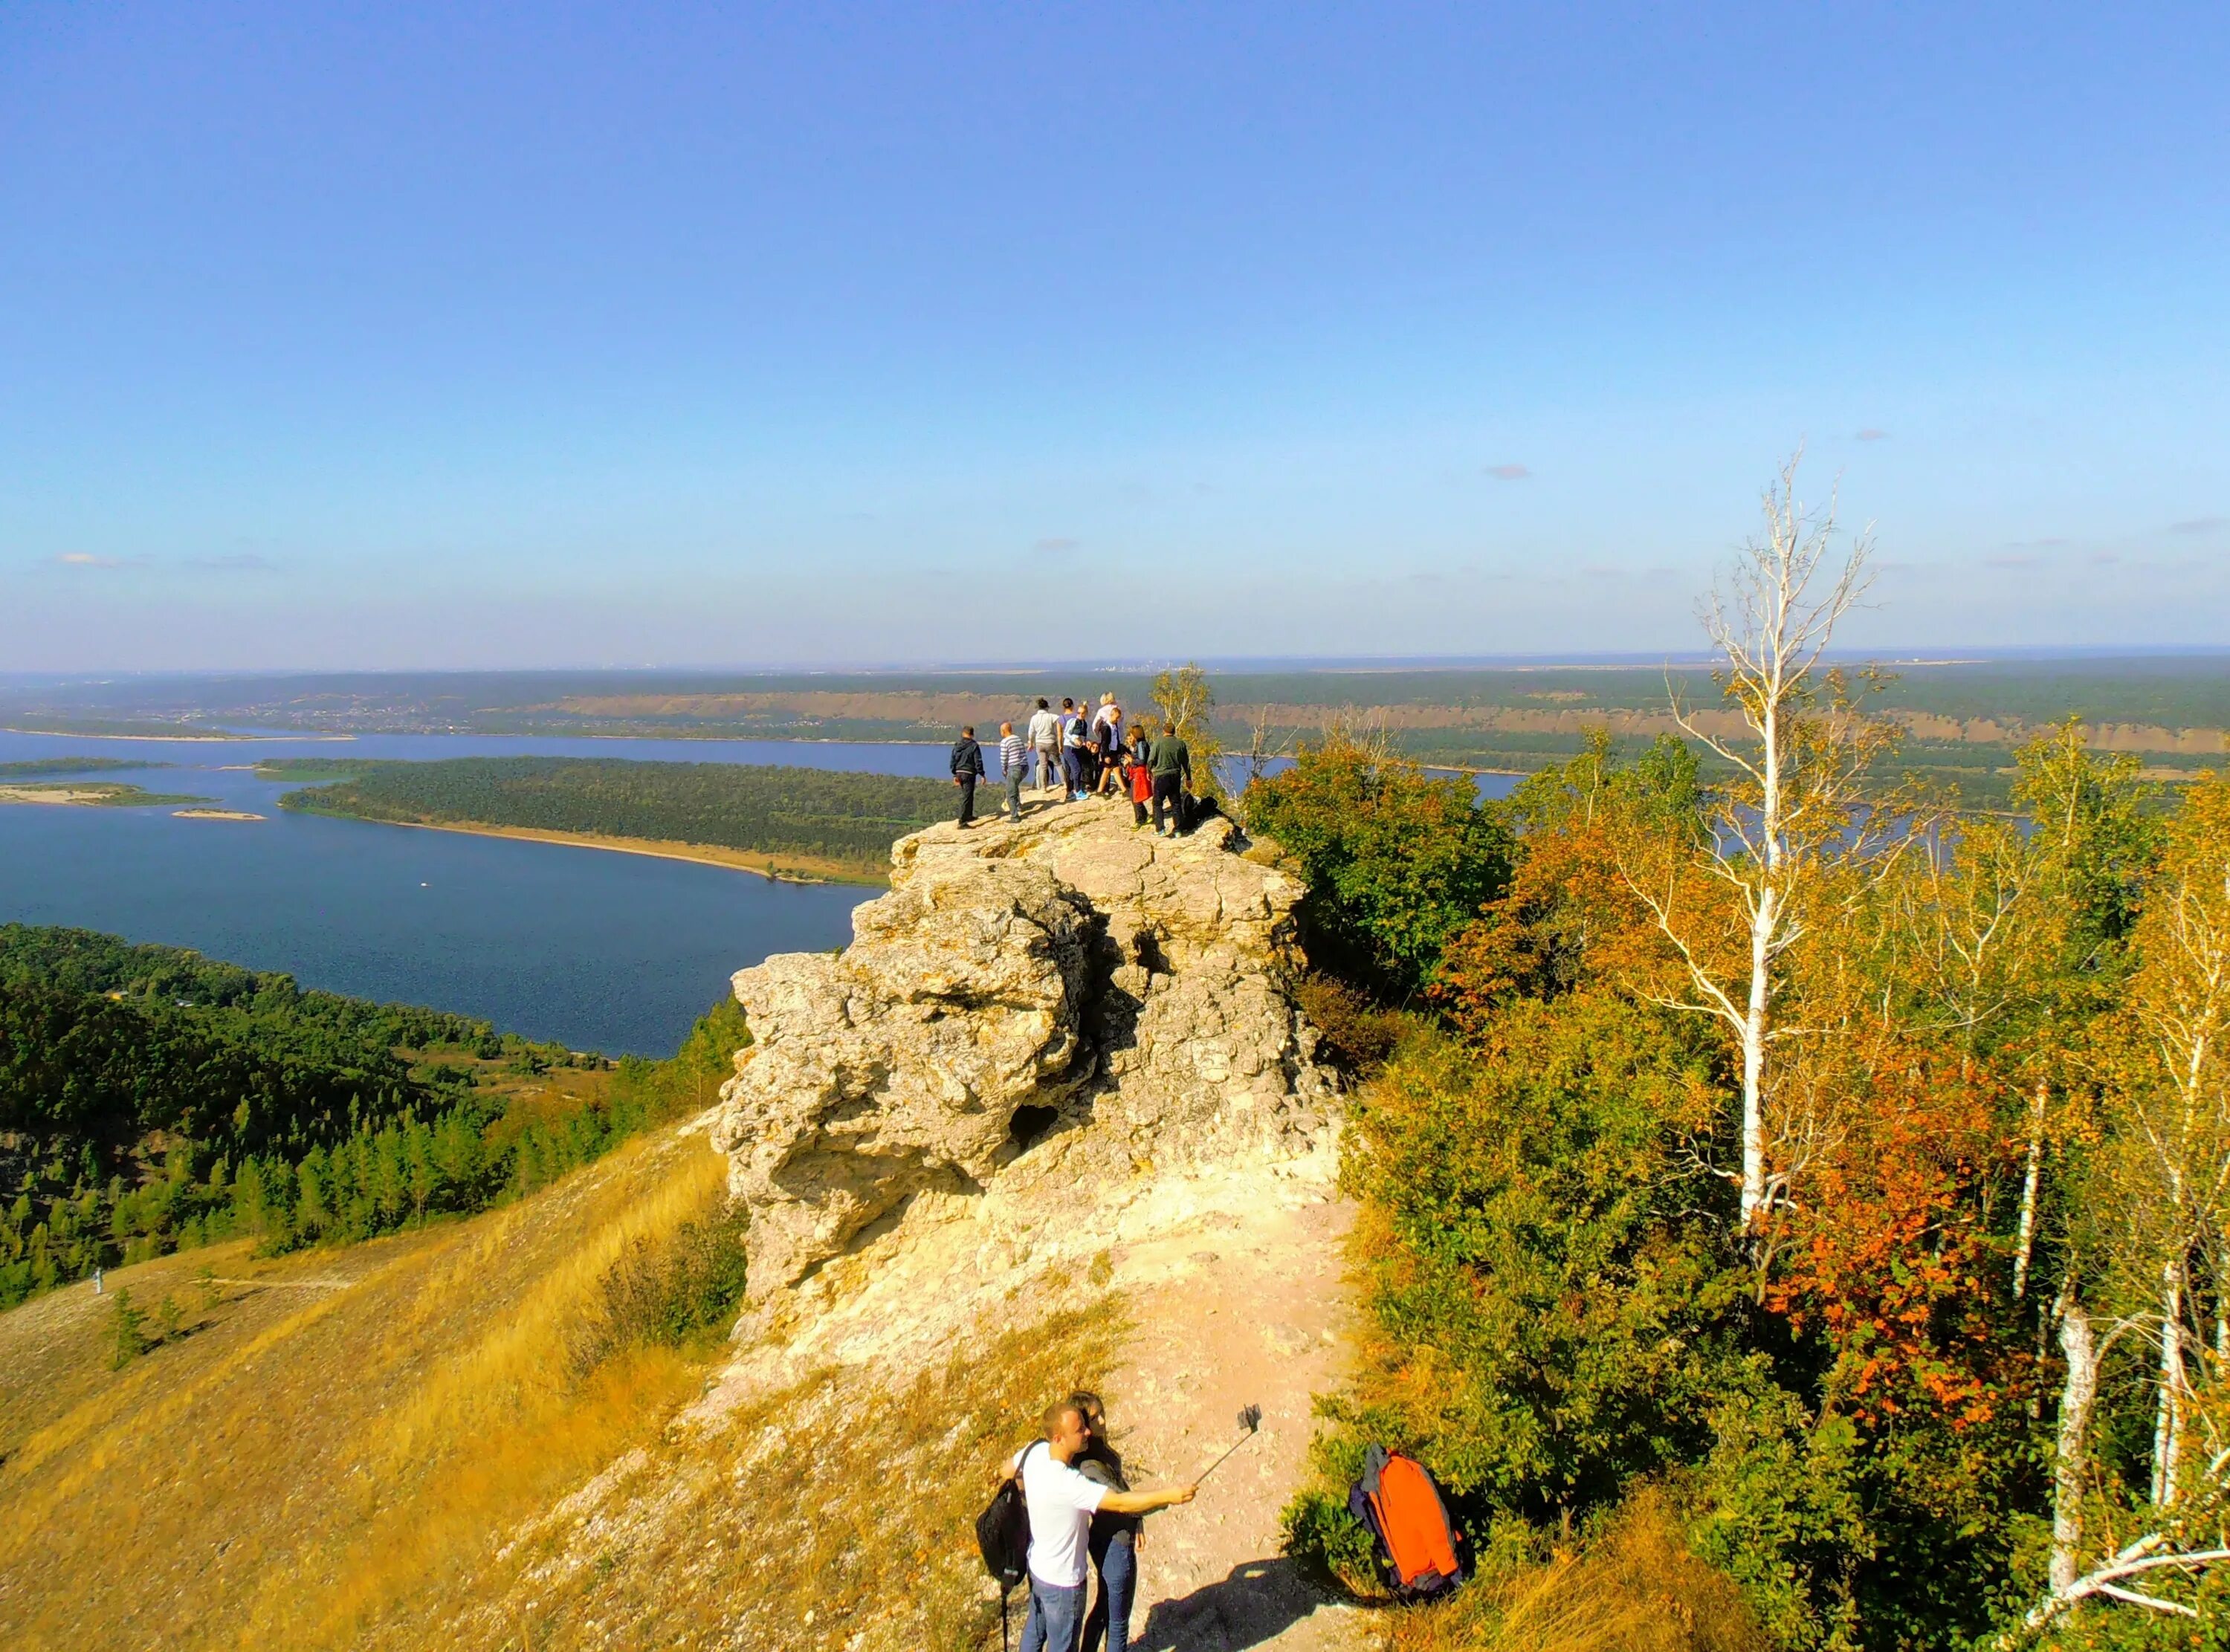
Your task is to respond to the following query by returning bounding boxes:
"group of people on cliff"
[946,693,1194,835]
[1003,1391,1195,1652]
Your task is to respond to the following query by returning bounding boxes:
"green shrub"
[109,1287,150,1369]
[1281,1484,1384,1595]
[1290,970,1406,1074]
[573,1193,750,1370]
[1339,1008,1741,1516]
[1244,737,1513,999]
[1679,1388,1867,1651]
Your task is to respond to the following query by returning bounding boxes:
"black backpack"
[976,1441,1041,1592]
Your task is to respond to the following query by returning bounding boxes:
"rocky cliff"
[708,796,1338,1318]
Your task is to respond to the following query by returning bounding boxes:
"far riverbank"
[300,812,891,886]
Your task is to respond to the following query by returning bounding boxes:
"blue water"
[0,732,948,1055]
[0,729,1520,1055]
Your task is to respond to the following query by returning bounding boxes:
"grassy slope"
[0,1114,1113,1652]
[0,1121,725,1651]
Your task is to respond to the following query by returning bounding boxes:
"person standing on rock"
[1028,697,1062,799]
[1148,721,1191,836]
[1009,1401,1195,1652]
[1092,697,1125,797]
[1071,1391,1143,1652]
[999,720,1030,823]
[1061,698,1090,801]
[1125,721,1156,827]
[950,725,986,828]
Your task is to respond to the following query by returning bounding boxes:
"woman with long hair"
[1068,1390,1140,1652]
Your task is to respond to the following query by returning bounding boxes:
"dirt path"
[1093,1186,1374,1652]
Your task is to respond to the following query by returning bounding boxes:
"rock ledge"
[709,798,1337,1302]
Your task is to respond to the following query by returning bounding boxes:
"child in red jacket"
[1126,726,1155,826]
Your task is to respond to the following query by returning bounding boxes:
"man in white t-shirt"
[1007,1401,1195,1652]
[1026,698,1063,798]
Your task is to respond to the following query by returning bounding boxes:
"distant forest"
[9,659,2229,808]
[272,756,952,875]
[0,757,161,778]
[0,924,747,1309]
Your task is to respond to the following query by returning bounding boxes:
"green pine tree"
[109,1288,149,1370]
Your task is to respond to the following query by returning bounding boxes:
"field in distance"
[268,755,955,883]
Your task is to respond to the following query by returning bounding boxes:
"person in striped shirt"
[998,722,1030,823]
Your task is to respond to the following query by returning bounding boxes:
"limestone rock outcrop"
[710,799,1336,1300]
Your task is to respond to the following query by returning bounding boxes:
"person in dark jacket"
[1148,726,1190,836]
[1072,1390,1142,1652]
[950,725,986,827]
[1125,723,1155,827]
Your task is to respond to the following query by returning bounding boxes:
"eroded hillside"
[1,799,1367,1651]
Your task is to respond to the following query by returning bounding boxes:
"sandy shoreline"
[0,728,358,743]
[174,808,267,822]
[0,785,117,806]
[306,813,888,885]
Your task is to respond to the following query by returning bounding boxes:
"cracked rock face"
[711,801,1336,1300]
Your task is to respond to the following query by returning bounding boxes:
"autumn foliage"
[1279,721,2228,1646]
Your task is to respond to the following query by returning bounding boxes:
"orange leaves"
[1432,812,1675,1035]
[1762,1039,2029,1431]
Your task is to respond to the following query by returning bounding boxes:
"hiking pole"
[1193,1404,1263,1486]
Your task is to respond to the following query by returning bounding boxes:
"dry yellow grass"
[1382,1491,1769,1652]
[0,1114,1122,1652]
[430,1300,1124,1651]
[0,1116,733,1651]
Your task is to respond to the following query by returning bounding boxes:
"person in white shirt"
[1026,698,1063,798]
[1090,696,1124,797]
[1006,1401,1195,1652]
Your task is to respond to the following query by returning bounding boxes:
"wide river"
[0,729,1518,1055]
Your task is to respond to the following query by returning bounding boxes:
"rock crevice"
[710,800,1337,1301]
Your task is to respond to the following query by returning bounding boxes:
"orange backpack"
[1348,1445,1464,1598]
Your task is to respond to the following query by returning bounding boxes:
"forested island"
[0,924,748,1309]
[0,757,165,779]
[268,755,953,881]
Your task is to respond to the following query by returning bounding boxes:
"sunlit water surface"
[0,729,1519,1054]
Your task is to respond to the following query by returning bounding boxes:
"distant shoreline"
[0,728,360,744]
[306,812,890,886]
[0,728,246,743]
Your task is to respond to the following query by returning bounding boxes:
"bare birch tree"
[1626,450,1902,1234]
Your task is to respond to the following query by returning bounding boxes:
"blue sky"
[2,3,2225,670]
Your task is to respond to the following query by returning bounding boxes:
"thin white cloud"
[1484,463,1531,481]
[1033,536,1079,552]
[2167,516,2225,536]
[1855,428,1890,441]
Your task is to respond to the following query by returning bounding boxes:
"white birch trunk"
[2152,1260,2185,1506]
[2012,1082,2046,1302]
[1739,676,1783,1231]
[2051,1299,2097,1597]
[1739,885,1774,1228]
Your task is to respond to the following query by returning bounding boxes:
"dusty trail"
[1083,1179,1371,1652]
